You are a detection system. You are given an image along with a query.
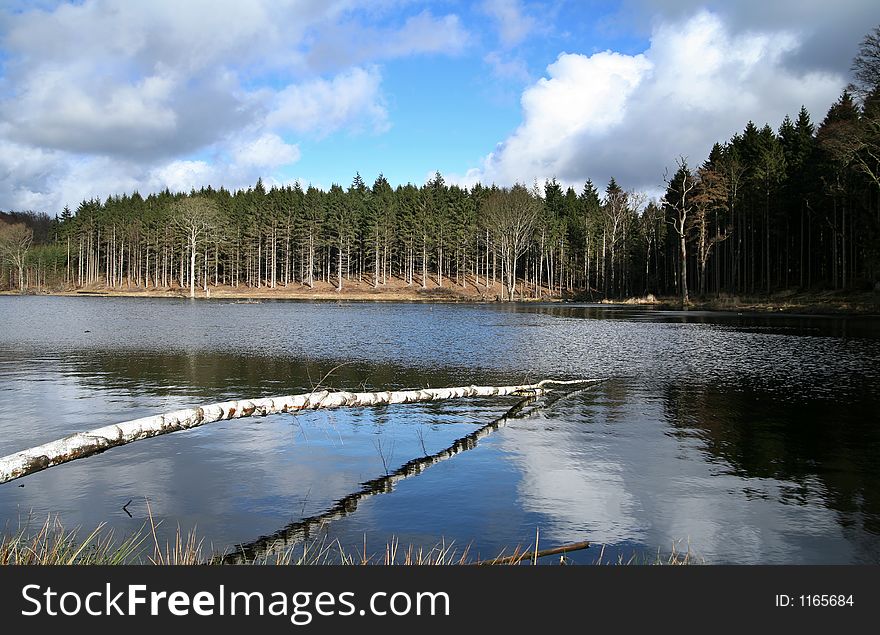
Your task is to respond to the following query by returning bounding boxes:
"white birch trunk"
[0,380,595,485]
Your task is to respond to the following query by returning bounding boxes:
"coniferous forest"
[2,29,879,302]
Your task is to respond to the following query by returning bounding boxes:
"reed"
[0,515,147,565]
[0,516,695,565]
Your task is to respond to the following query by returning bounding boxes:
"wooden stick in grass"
[0,379,598,485]
[473,540,591,565]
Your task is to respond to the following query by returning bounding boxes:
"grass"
[590,540,699,566]
[245,536,479,566]
[0,516,147,565]
[0,517,480,565]
[0,515,699,565]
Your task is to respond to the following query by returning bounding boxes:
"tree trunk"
[680,232,689,304]
[0,379,599,485]
[189,234,196,299]
[421,236,427,289]
[337,241,343,292]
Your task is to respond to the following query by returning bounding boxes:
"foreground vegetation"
[2,27,880,303]
[0,516,697,566]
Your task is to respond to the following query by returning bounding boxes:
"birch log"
[0,379,596,485]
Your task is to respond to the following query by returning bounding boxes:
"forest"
[2,29,879,302]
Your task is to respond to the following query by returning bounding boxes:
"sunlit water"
[0,296,878,563]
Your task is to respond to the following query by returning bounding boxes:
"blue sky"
[0,1,876,211]
[287,1,652,188]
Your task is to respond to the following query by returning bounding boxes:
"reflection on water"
[223,391,548,563]
[0,296,878,563]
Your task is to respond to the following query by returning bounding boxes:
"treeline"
[661,93,880,302]
[2,32,879,300]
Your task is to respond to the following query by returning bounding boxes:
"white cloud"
[0,1,390,163]
[231,133,301,169]
[267,67,389,138]
[622,0,878,76]
[384,11,470,58]
[524,51,650,140]
[461,11,845,193]
[0,127,303,210]
[5,66,183,158]
[481,0,536,48]
[0,137,67,211]
[2,0,347,76]
[149,160,217,195]
[479,1,540,84]
[303,9,470,70]
[0,1,465,211]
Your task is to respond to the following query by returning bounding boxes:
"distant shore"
[2,281,878,315]
[600,290,880,315]
[1,278,506,303]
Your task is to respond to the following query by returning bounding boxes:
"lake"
[0,296,878,563]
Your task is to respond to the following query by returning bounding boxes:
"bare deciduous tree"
[849,25,880,101]
[846,27,880,197]
[171,197,218,298]
[482,184,538,300]
[662,157,698,304]
[0,222,33,292]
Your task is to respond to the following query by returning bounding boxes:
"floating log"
[224,379,607,563]
[0,379,598,485]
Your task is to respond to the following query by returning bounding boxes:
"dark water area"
[0,296,878,563]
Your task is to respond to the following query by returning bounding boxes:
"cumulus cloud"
[0,137,68,211]
[0,0,467,211]
[2,128,302,210]
[1,0,352,76]
[461,11,845,193]
[621,0,878,75]
[4,64,254,161]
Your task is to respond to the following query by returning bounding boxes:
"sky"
[0,0,877,212]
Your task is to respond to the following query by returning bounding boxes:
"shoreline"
[601,291,880,316]
[0,279,504,303]
[2,284,878,315]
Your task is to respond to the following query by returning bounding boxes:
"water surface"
[0,297,878,563]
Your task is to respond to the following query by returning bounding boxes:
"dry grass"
[1,516,697,565]
[0,518,480,565]
[247,536,476,566]
[0,515,146,565]
[590,539,701,565]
